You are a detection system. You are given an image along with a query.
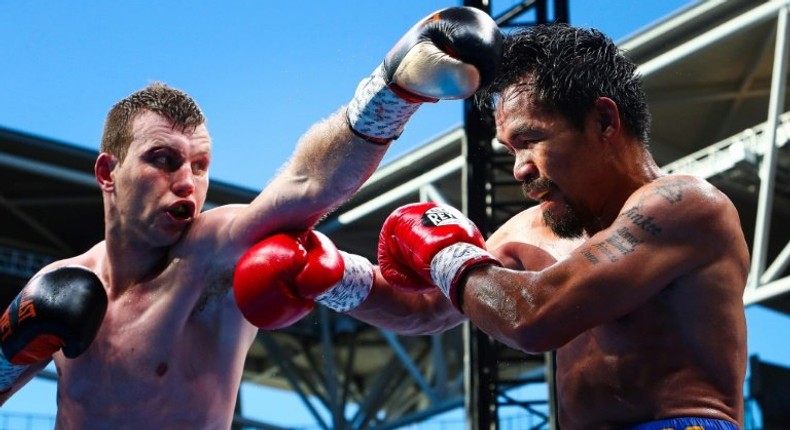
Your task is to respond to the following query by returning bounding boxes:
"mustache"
[522,177,556,200]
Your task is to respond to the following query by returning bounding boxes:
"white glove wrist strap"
[316,251,374,312]
[346,64,422,142]
[430,243,494,299]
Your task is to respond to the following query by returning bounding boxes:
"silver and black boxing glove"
[0,266,107,392]
[347,6,503,144]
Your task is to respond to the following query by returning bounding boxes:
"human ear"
[594,97,621,139]
[95,153,117,192]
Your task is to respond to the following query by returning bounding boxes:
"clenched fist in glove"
[347,6,503,143]
[0,266,107,392]
[378,202,501,310]
[233,230,375,330]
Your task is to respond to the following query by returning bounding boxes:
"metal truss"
[463,1,569,429]
[645,0,790,307]
[244,309,467,430]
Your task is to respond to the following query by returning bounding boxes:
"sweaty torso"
[51,219,257,429]
[555,259,746,429]
[488,206,747,429]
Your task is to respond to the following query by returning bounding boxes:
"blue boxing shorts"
[622,417,739,430]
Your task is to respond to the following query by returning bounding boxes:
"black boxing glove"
[0,266,107,391]
[347,6,503,144]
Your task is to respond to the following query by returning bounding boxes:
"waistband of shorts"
[621,417,740,430]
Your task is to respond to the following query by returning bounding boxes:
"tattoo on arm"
[581,226,646,264]
[579,180,688,265]
[580,248,600,264]
[621,207,662,235]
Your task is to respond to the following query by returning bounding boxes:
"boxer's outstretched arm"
[224,7,503,248]
[248,115,387,235]
[227,8,502,330]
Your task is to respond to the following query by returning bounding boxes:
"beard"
[542,203,585,239]
[523,178,586,239]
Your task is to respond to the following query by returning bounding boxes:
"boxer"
[2,7,503,430]
[372,24,749,429]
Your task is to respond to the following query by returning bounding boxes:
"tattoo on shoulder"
[579,179,689,266]
[653,179,689,204]
[580,226,645,264]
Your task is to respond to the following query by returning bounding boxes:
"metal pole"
[748,5,790,292]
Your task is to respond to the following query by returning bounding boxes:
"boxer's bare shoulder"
[488,206,584,267]
[33,242,107,277]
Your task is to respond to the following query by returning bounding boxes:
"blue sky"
[2,1,789,428]
[1,0,704,191]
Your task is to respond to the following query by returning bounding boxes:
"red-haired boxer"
[1,7,503,430]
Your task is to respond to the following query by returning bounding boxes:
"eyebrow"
[503,122,543,143]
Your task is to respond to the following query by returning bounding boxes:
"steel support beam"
[462,2,567,429]
[749,5,790,293]
[637,0,790,78]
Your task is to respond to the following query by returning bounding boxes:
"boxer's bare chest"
[56,257,233,399]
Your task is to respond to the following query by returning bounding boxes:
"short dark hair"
[477,23,651,144]
[100,82,206,162]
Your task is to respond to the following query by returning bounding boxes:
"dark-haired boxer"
[244,24,749,430]
[373,24,749,429]
[1,7,503,429]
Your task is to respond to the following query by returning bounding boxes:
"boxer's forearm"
[0,359,49,404]
[232,112,385,243]
[347,269,466,336]
[239,7,502,237]
[272,110,389,228]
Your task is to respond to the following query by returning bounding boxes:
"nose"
[171,164,196,197]
[512,151,538,182]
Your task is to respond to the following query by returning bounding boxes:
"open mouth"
[166,202,195,221]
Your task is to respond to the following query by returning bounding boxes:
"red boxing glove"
[233,231,342,330]
[234,231,375,330]
[378,202,500,309]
